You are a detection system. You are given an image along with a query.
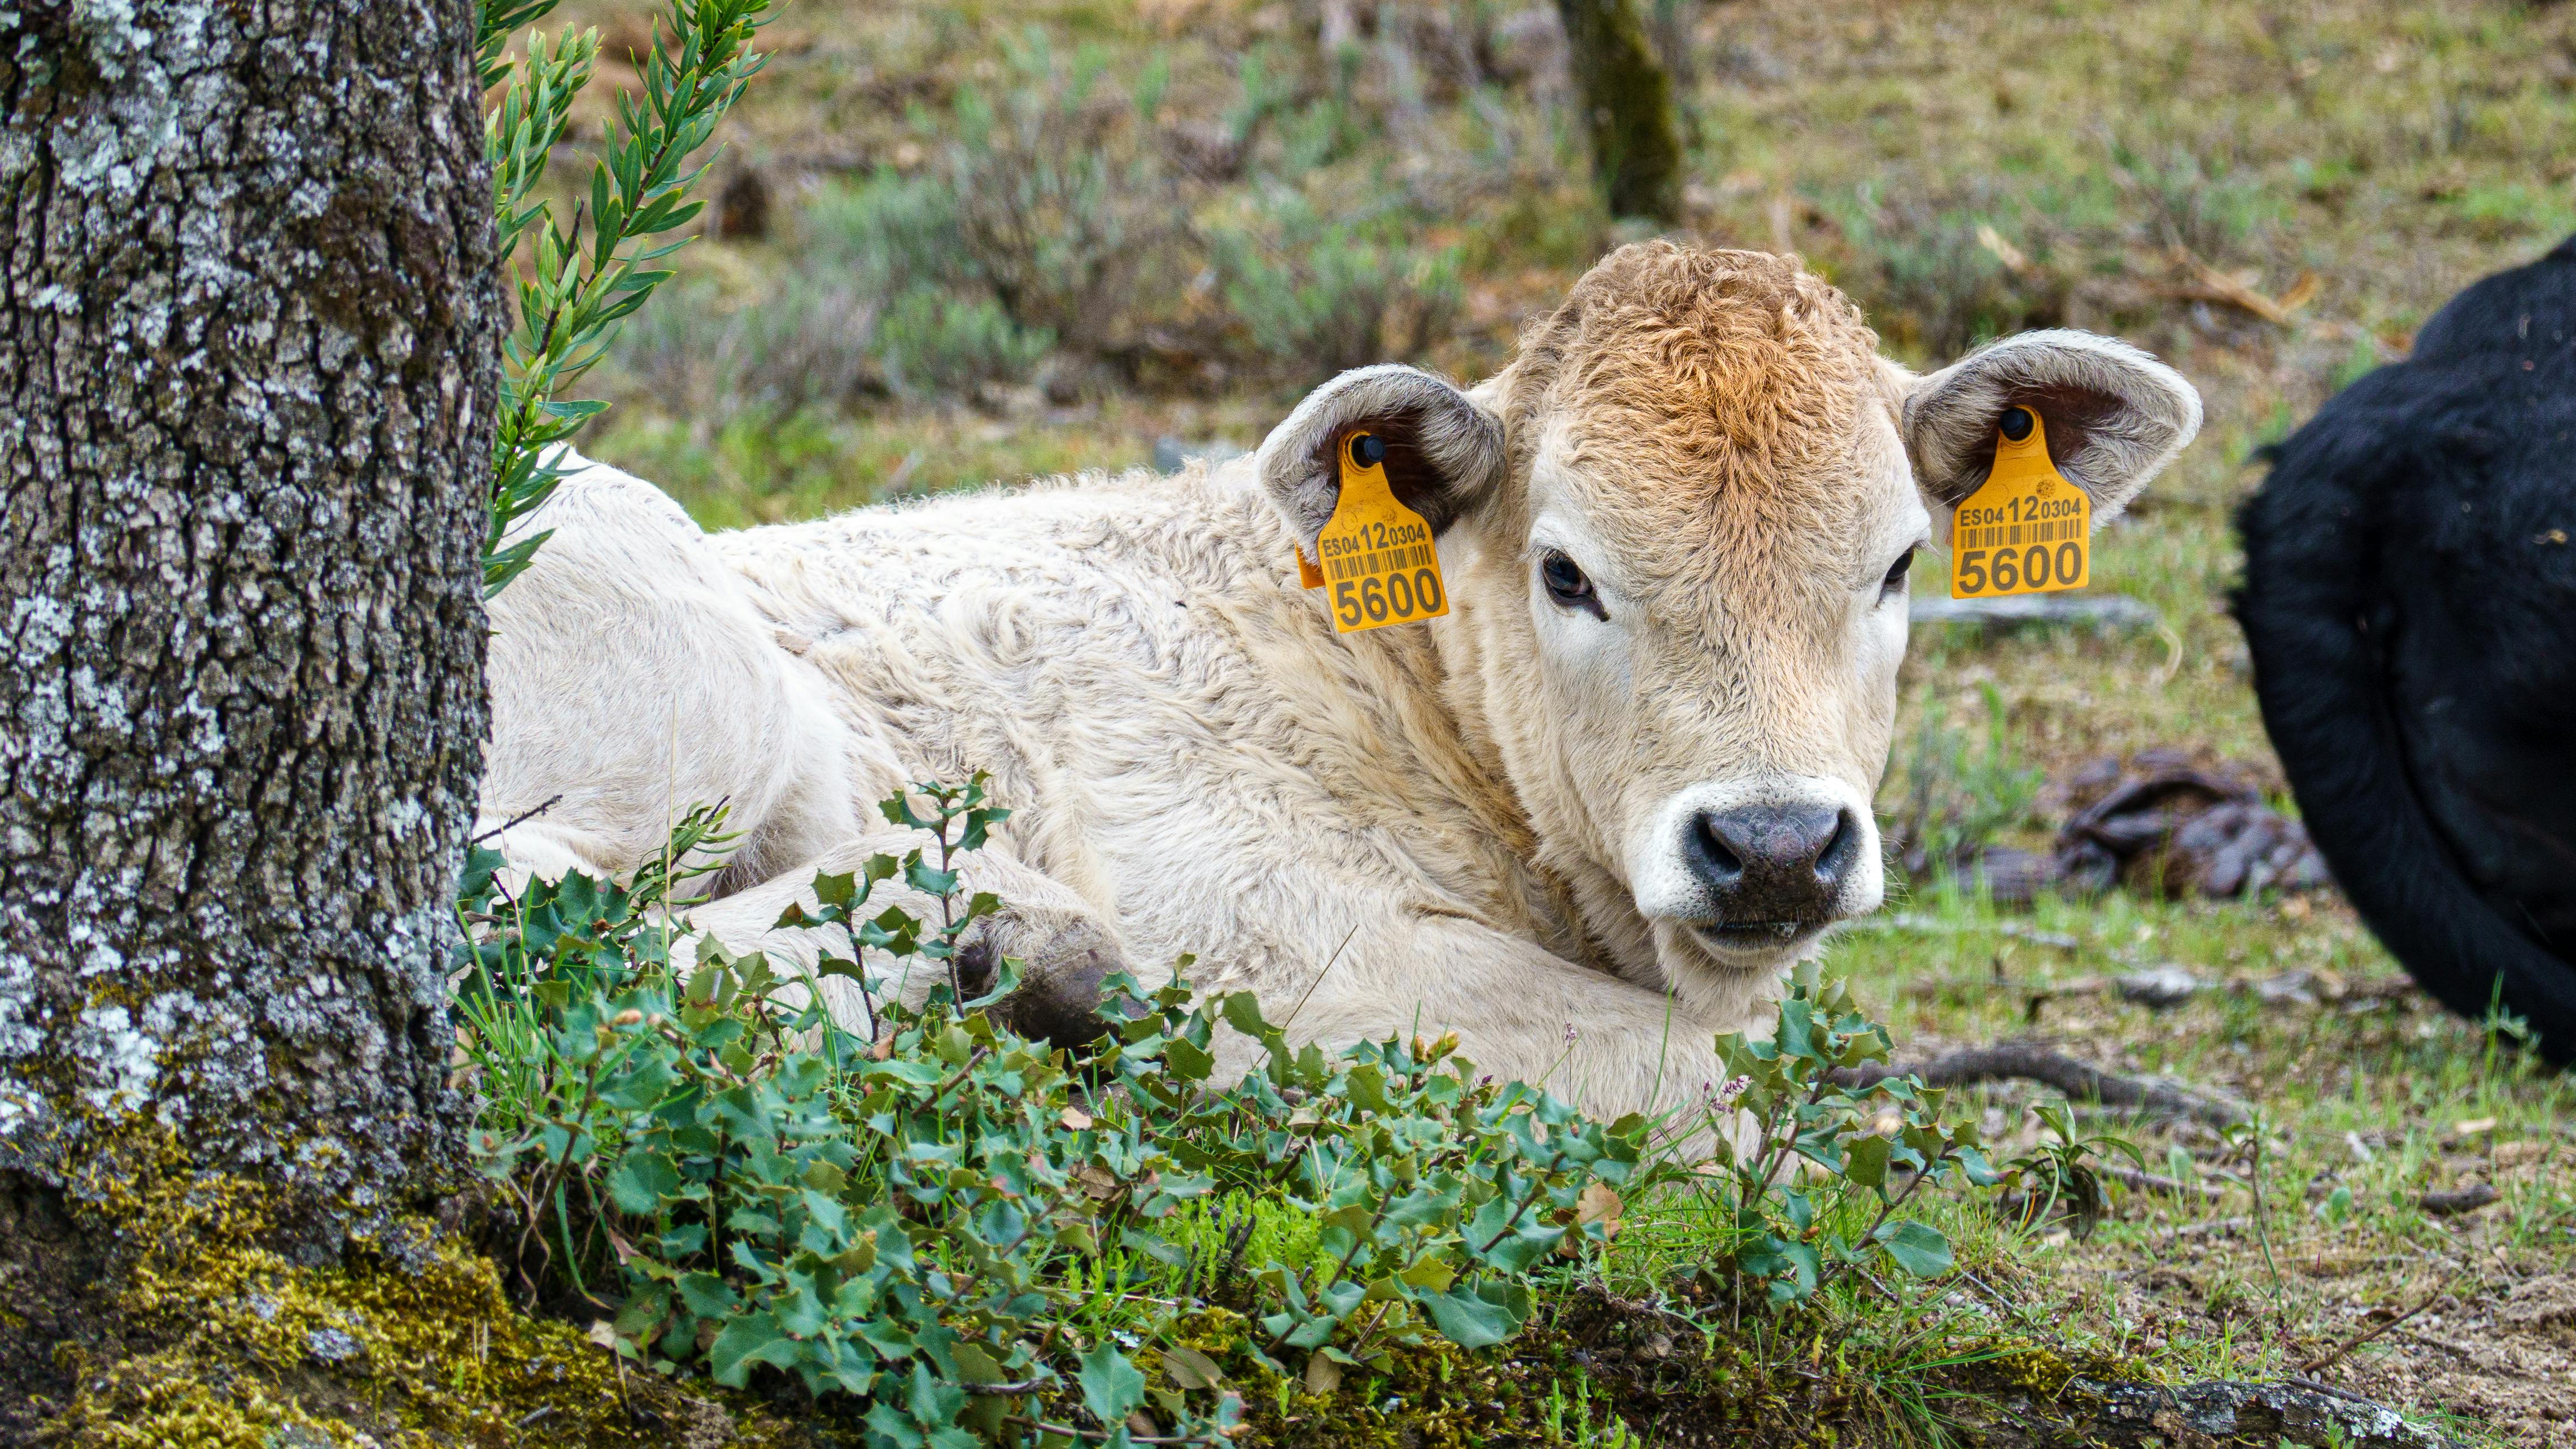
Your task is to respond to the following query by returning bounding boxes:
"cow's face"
[1256,243,2199,1012]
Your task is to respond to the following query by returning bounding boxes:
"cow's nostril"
[1814,809,1860,888]
[1686,810,1745,885]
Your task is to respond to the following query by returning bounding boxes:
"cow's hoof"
[964,905,1127,1048]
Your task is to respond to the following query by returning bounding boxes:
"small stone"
[2117,965,2204,1009]
[305,1327,360,1363]
[2253,970,2317,1005]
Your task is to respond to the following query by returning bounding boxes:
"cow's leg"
[679,831,1132,1046]
[478,456,867,885]
[1235,916,1762,1142]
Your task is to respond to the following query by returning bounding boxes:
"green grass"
[525,0,2576,1437]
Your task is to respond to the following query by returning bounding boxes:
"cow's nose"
[1683,803,1861,923]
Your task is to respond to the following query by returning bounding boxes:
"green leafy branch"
[478,0,776,597]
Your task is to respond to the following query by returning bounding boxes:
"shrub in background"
[1827,184,2069,357]
[940,33,1191,357]
[1212,190,1464,378]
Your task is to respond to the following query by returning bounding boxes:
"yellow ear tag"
[1949,407,2089,599]
[1297,549,1325,590]
[1316,429,1449,632]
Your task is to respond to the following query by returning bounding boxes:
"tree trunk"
[0,0,496,1426]
[1554,0,1685,223]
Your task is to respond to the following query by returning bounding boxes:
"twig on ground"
[2154,246,2321,325]
[2416,1184,2498,1216]
[2103,1163,2225,1202]
[2298,1281,2451,1376]
[1879,913,2082,950]
[1828,1040,2248,1127]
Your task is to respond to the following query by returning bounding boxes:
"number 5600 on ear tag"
[1950,406,2089,599]
[1317,430,1448,633]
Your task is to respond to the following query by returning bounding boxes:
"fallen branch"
[2103,1163,2225,1202]
[2067,1377,2463,1449]
[1830,1041,2248,1127]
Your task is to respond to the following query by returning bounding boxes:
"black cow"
[2237,237,2576,1064]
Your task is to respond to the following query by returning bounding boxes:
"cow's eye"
[1879,547,1916,603]
[1540,551,1604,617]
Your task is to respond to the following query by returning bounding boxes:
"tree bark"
[0,0,495,1426]
[1553,0,1684,223]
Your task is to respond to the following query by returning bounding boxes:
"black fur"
[2236,236,2576,1063]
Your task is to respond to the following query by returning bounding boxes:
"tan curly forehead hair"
[1495,242,1898,596]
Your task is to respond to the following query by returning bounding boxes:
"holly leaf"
[1422,1285,1521,1348]
[1076,1341,1146,1425]
[606,1149,682,1214]
[1874,1219,1954,1278]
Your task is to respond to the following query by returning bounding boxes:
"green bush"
[939,33,1190,350]
[453,779,2102,1443]
[875,289,1055,400]
[455,781,1651,1442]
[1828,186,2068,356]
[1212,193,1462,378]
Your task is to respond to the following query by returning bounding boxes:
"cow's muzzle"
[1680,802,1863,934]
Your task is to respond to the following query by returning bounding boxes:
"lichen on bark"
[0,0,499,1428]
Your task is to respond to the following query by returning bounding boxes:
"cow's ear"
[1901,331,2202,529]
[1254,364,1508,547]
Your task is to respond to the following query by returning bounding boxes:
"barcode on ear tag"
[1316,430,1448,632]
[1950,407,2089,599]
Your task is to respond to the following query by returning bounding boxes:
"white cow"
[480,242,2199,1123]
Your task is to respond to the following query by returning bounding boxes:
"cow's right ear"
[1254,364,1509,549]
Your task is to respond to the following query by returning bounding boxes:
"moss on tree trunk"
[0,0,498,1430]
[1554,0,1686,223]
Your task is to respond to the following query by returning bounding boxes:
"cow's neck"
[1413,526,1668,991]
[1326,541,1647,984]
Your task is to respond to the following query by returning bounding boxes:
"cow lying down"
[482,242,2201,1124]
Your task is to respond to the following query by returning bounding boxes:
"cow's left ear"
[1255,364,1508,548]
[1901,331,2202,529]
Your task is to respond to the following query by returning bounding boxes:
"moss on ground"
[33,1137,815,1449]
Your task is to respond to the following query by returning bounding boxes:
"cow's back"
[706,464,1565,994]
[480,456,870,884]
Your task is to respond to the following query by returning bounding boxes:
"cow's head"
[1255,242,2200,1017]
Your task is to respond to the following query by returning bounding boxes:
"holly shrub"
[453,782,2105,1445]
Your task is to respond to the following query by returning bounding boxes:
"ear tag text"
[1316,430,1449,632]
[1949,407,2089,599]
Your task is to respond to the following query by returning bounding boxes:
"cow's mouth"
[1692,920,1811,948]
